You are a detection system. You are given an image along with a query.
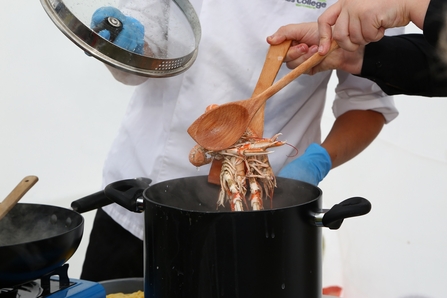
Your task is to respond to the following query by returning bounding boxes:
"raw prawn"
[189,107,286,211]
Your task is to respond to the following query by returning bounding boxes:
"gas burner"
[0,281,43,298]
[0,264,105,298]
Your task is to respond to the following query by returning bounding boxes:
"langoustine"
[189,105,286,211]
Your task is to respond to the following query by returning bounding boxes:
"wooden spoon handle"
[0,175,39,220]
[246,40,339,113]
[250,40,292,137]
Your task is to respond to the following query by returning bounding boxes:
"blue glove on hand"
[91,6,145,54]
[278,143,332,186]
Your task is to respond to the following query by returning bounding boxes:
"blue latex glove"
[278,143,332,186]
[91,6,145,54]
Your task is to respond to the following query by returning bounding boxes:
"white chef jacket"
[102,0,401,240]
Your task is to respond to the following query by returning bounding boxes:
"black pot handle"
[320,197,371,230]
[71,177,151,214]
[104,177,152,213]
[71,190,112,213]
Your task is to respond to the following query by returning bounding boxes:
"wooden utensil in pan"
[0,176,39,220]
[207,40,292,184]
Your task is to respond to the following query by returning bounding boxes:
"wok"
[0,177,151,288]
[96,175,371,298]
[0,203,84,287]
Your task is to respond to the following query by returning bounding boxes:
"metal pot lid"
[40,0,201,77]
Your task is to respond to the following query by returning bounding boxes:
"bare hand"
[267,23,364,75]
[317,0,427,54]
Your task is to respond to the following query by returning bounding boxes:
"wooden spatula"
[207,40,292,184]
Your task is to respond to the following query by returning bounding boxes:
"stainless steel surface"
[40,0,201,77]
[314,209,329,227]
[136,196,145,212]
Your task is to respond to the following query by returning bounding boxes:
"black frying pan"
[0,203,84,287]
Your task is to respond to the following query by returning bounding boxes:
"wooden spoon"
[0,175,39,220]
[188,40,339,151]
[207,40,292,185]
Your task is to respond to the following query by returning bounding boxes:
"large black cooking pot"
[100,175,371,298]
[0,203,84,287]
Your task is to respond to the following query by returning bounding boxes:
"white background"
[1,1,446,297]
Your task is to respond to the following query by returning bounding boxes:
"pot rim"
[142,176,323,214]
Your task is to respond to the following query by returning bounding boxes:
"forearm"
[321,110,385,168]
[408,0,430,30]
[361,34,447,96]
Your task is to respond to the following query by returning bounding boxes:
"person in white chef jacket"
[80,0,402,288]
